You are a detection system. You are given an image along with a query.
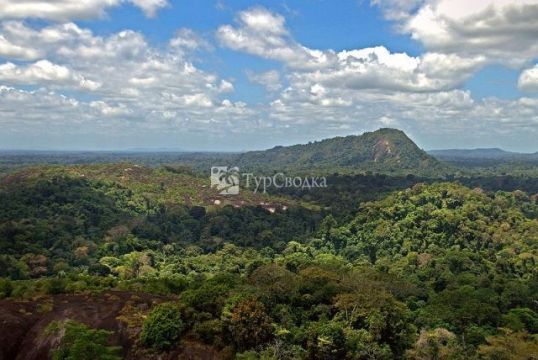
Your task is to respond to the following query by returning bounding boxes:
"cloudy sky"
[0,0,537,151]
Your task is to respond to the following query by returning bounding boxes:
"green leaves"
[47,320,121,360]
[140,302,185,351]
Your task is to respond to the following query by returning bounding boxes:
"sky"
[0,0,537,152]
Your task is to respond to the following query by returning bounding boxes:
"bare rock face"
[0,292,169,360]
[372,139,395,162]
[0,291,228,360]
[0,300,38,360]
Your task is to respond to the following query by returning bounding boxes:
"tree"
[502,308,538,333]
[478,329,538,360]
[140,302,185,351]
[228,298,274,350]
[306,322,347,360]
[405,328,464,360]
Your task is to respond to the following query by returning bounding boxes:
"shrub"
[0,278,13,298]
[140,302,184,351]
[193,319,223,344]
[47,320,121,360]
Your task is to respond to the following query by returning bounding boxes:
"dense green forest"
[0,158,537,359]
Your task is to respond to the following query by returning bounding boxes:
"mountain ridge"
[234,128,448,175]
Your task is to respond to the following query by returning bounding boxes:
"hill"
[0,129,460,177]
[0,163,319,278]
[235,128,448,175]
[337,182,538,264]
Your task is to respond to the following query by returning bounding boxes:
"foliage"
[47,320,121,360]
[140,302,185,351]
[306,321,347,360]
[1,161,538,359]
[235,128,448,176]
[227,298,274,350]
[477,329,538,359]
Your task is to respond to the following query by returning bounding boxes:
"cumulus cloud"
[0,0,168,21]
[213,7,537,147]
[217,7,333,69]
[218,8,485,94]
[374,0,538,65]
[246,70,282,92]
[0,33,41,60]
[128,0,168,17]
[0,3,536,150]
[518,65,538,92]
[267,85,538,149]
[170,28,211,51]
[0,60,101,90]
[296,47,485,93]
[0,21,255,140]
[0,22,212,97]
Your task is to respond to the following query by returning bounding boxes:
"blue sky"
[0,0,537,151]
[85,0,426,104]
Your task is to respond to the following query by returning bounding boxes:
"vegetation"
[46,320,121,360]
[140,302,185,351]
[0,132,537,358]
[234,128,449,175]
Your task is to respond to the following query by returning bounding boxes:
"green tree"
[140,302,185,351]
[47,320,121,360]
[306,321,347,360]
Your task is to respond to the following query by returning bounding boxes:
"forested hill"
[235,128,449,175]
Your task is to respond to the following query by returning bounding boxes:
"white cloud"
[181,93,213,107]
[246,70,282,92]
[90,100,131,116]
[212,7,538,149]
[266,85,538,148]
[217,8,333,69]
[0,21,261,140]
[518,65,538,92]
[128,0,168,17]
[170,28,211,51]
[0,60,102,90]
[219,8,484,93]
[300,47,485,92]
[0,0,168,21]
[371,0,425,20]
[0,22,215,97]
[218,79,234,93]
[0,4,536,150]
[374,0,538,65]
[0,33,41,60]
